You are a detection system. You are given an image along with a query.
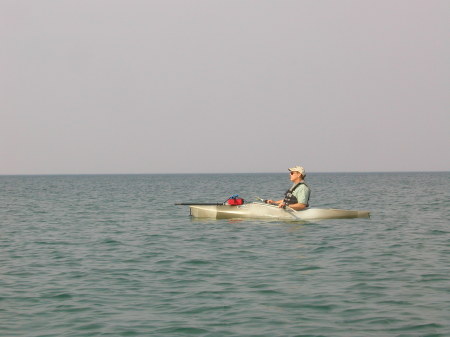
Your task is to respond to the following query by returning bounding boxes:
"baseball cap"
[288,166,306,177]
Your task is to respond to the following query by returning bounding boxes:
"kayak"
[187,202,370,221]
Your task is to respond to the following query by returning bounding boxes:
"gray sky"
[1,0,449,174]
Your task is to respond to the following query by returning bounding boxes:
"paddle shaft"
[175,203,224,206]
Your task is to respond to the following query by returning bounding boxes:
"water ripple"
[1,173,449,336]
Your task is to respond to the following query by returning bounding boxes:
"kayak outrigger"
[177,201,370,221]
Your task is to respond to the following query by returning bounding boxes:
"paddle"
[255,196,295,211]
[175,202,225,206]
[176,194,244,206]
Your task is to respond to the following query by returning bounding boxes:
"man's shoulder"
[294,182,310,192]
[298,181,310,189]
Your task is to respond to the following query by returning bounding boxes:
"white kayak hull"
[189,203,370,221]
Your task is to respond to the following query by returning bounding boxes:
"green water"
[1,172,449,336]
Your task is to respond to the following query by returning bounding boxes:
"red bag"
[227,197,244,205]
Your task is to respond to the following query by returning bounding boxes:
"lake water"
[1,172,449,336]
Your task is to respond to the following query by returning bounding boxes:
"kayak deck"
[189,202,370,221]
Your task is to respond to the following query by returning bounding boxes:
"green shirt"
[292,183,310,205]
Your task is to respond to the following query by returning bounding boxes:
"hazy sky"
[1,0,449,174]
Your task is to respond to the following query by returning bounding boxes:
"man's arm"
[286,203,308,211]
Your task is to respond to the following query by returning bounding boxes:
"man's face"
[289,171,300,182]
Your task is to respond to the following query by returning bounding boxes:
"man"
[265,166,310,211]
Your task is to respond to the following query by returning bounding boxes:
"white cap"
[288,166,306,177]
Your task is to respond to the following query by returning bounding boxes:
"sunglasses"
[290,171,298,175]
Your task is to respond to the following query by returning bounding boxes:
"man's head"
[288,166,306,180]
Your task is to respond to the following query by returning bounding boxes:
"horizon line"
[0,170,448,177]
